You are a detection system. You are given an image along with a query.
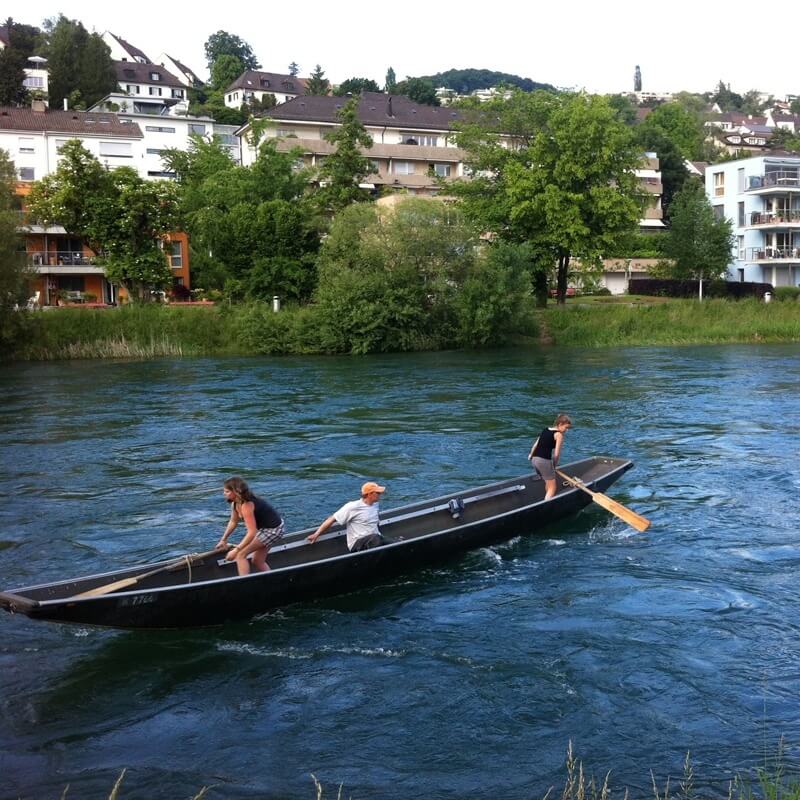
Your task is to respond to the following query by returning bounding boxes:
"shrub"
[629,278,773,299]
[775,286,800,302]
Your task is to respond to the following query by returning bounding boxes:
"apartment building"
[238,92,467,195]
[224,71,307,109]
[705,153,800,287]
[0,104,191,305]
[107,61,188,115]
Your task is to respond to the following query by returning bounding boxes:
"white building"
[106,61,188,115]
[705,153,800,287]
[22,56,49,99]
[101,32,151,64]
[224,71,306,109]
[156,53,202,88]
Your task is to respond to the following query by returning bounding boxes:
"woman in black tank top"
[527,414,572,500]
[217,477,285,576]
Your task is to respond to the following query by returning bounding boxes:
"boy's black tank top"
[531,428,557,459]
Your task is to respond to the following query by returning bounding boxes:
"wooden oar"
[557,470,651,532]
[74,547,228,599]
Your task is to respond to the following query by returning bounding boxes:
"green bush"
[774,286,800,302]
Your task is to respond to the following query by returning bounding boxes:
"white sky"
[11,0,800,98]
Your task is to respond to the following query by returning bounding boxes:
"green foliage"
[204,30,259,71]
[0,148,34,355]
[607,94,637,125]
[774,286,800,302]
[334,77,381,96]
[713,80,744,112]
[27,141,180,300]
[394,77,439,106]
[0,18,36,106]
[288,62,300,77]
[210,54,244,92]
[306,64,330,96]
[43,16,116,109]
[606,231,666,259]
[636,101,707,160]
[384,67,396,93]
[769,127,800,154]
[164,136,320,298]
[452,91,644,304]
[313,199,532,353]
[416,68,555,94]
[657,178,734,284]
[316,96,375,213]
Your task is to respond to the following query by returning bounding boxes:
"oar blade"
[591,491,651,532]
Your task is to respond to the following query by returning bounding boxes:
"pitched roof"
[115,61,183,87]
[225,70,307,95]
[0,106,143,137]
[263,92,462,131]
[108,33,151,64]
[164,54,199,80]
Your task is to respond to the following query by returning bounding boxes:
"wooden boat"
[0,457,635,630]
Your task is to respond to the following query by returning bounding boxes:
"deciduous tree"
[315,96,374,213]
[656,178,734,298]
[334,77,380,96]
[27,141,180,301]
[204,30,259,71]
[394,77,439,106]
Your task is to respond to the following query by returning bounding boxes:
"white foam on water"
[543,539,567,546]
[216,641,405,660]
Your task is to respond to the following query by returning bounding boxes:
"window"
[23,76,44,88]
[738,268,745,282]
[738,202,745,227]
[18,167,34,181]
[434,163,451,177]
[260,78,270,88]
[738,236,745,259]
[393,161,414,175]
[276,128,294,137]
[150,72,161,81]
[738,168,745,192]
[216,133,236,145]
[148,87,163,96]
[146,126,176,133]
[99,141,133,158]
[188,123,206,136]
[169,241,183,268]
[18,137,35,154]
[146,148,165,155]
[713,171,725,196]
[125,84,140,94]
[370,160,381,173]
[713,205,725,221]
[172,89,184,99]
[147,170,176,178]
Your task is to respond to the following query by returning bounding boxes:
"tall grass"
[544,299,800,347]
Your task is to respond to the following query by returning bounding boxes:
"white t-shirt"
[334,499,380,550]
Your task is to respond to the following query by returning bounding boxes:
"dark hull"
[0,457,635,629]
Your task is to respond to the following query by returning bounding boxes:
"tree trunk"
[533,269,548,308]
[556,252,570,305]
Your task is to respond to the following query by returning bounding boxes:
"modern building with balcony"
[237,93,467,196]
[0,103,192,305]
[705,153,800,286]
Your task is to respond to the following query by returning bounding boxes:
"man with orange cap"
[307,481,386,552]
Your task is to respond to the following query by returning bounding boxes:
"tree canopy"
[204,30,259,71]
[656,178,734,294]
[334,77,381,97]
[394,77,439,106]
[27,141,180,301]
[306,64,330,96]
[0,17,40,106]
[452,91,645,303]
[417,68,555,94]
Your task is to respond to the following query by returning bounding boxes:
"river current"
[1,345,799,799]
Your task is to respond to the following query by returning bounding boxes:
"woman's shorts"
[531,457,556,481]
[255,519,285,547]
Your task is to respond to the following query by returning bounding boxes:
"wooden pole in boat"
[73,547,228,599]
[556,470,651,532]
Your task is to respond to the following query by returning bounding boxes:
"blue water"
[1,345,800,799]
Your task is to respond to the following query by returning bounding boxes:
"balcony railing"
[746,247,800,260]
[28,251,96,266]
[749,210,800,225]
[746,172,800,191]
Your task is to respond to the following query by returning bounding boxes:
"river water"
[1,345,800,799]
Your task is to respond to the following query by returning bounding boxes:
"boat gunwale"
[18,457,633,607]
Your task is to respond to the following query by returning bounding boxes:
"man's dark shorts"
[350,533,384,552]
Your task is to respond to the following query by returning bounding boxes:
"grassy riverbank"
[6,297,800,361]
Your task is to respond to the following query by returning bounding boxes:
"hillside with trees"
[417,68,556,94]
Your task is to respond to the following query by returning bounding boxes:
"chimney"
[387,96,394,118]
[31,98,46,113]
[63,98,68,111]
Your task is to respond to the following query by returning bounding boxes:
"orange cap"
[361,481,386,495]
